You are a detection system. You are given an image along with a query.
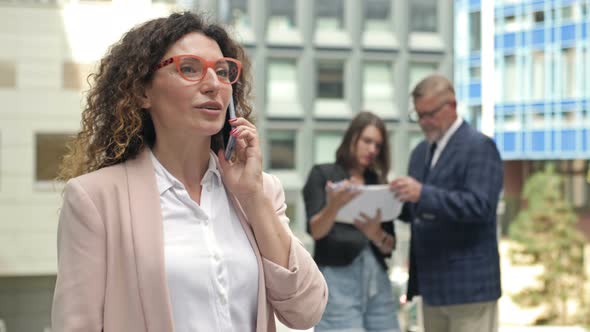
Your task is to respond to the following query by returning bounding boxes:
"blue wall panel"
[469,82,481,99]
[532,131,545,152]
[503,132,516,153]
[503,33,516,49]
[561,130,577,152]
[561,24,576,42]
[532,28,544,45]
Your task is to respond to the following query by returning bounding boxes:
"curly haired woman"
[52,11,327,332]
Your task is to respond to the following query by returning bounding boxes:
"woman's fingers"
[231,126,258,147]
[229,125,260,161]
[229,117,256,130]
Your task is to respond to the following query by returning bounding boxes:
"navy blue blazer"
[399,121,503,306]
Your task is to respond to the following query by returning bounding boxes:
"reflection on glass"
[316,0,345,30]
[219,0,250,28]
[561,48,576,98]
[469,105,482,129]
[364,0,391,31]
[533,10,544,24]
[409,62,437,91]
[269,130,296,170]
[268,59,298,103]
[314,132,342,164]
[470,11,481,51]
[269,0,296,30]
[317,60,344,99]
[470,66,481,80]
[36,133,71,181]
[561,6,574,21]
[503,55,516,102]
[532,51,544,100]
[410,0,437,32]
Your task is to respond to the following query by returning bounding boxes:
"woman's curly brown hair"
[58,11,253,181]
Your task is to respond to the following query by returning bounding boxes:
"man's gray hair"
[411,74,455,100]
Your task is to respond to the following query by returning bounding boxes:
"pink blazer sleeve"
[52,179,106,332]
[261,174,328,329]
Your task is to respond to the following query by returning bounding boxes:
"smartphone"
[224,96,237,160]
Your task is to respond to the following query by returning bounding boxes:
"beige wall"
[0,4,173,277]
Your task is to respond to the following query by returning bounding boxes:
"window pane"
[63,62,93,90]
[503,55,516,102]
[314,132,341,164]
[317,60,344,99]
[410,0,437,32]
[532,51,545,99]
[0,61,16,88]
[561,48,576,98]
[533,11,545,24]
[470,11,481,51]
[470,66,481,80]
[561,6,574,21]
[316,0,345,30]
[268,59,298,103]
[269,0,296,30]
[469,105,482,129]
[269,130,296,170]
[36,133,71,182]
[364,0,391,31]
[219,0,250,28]
[363,61,394,116]
[409,62,437,92]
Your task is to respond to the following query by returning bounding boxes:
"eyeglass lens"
[178,57,239,83]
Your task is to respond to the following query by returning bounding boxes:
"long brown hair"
[58,12,253,181]
[335,111,390,183]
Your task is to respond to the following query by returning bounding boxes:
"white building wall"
[0,4,173,276]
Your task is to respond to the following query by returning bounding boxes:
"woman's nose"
[199,67,221,93]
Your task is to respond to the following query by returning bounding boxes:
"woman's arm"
[52,179,106,332]
[257,174,328,329]
[302,166,359,240]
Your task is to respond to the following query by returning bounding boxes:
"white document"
[334,184,403,223]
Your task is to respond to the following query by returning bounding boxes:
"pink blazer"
[52,149,328,332]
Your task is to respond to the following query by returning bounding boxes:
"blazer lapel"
[212,155,268,332]
[125,149,175,331]
[427,122,468,181]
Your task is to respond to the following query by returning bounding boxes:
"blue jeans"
[316,247,400,332]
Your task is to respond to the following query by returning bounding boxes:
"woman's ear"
[140,86,151,109]
[140,94,151,109]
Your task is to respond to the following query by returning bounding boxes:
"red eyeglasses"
[155,55,242,84]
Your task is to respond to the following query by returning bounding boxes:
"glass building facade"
[455,0,590,160]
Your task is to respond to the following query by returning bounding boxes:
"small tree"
[509,163,586,325]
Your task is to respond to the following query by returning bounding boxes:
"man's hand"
[390,176,422,203]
